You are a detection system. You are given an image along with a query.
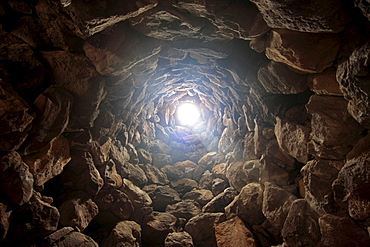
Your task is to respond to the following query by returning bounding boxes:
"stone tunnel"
[0,0,370,246]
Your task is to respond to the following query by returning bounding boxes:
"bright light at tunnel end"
[176,102,201,127]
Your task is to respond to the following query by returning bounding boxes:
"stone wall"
[0,0,369,246]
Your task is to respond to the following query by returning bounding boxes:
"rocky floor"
[0,0,370,246]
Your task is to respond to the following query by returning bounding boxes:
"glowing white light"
[176,102,201,127]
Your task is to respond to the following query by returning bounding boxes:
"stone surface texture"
[0,1,369,246]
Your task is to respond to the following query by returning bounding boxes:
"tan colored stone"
[92,138,113,167]
[101,221,141,247]
[62,150,104,196]
[337,42,370,128]
[145,185,181,212]
[265,29,340,73]
[301,159,341,215]
[161,165,184,181]
[308,67,342,96]
[250,0,348,32]
[36,0,85,51]
[171,178,199,195]
[254,122,269,158]
[58,190,99,232]
[100,159,122,189]
[306,95,364,160]
[40,51,106,130]
[258,61,308,94]
[333,134,370,220]
[64,0,158,36]
[318,214,370,246]
[275,117,310,163]
[174,160,197,169]
[24,135,71,186]
[166,200,201,220]
[225,183,265,225]
[198,152,217,167]
[249,35,268,53]
[143,164,169,185]
[262,182,297,230]
[119,178,152,209]
[58,191,98,232]
[42,227,99,247]
[215,217,257,247]
[259,140,297,187]
[281,199,321,247]
[142,212,177,246]
[203,187,237,213]
[184,212,225,247]
[211,178,228,196]
[183,189,214,207]
[212,163,226,180]
[95,188,134,222]
[243,132,257,160]
[0,151,33,205]
[225,160,247,192]
[165,231,194,247]
[206,0,270,40]
[152,153,172,168]
[20,85,73,155]
[12,192,59,239]
[84,28,162,77]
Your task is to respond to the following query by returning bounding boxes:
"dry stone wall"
[0,0,369,246]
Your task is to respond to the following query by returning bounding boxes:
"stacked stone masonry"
[0,0,369,246]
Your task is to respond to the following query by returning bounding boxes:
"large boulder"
[184,212,225,247]
[10,193,60,239]
[318,214,370,246]
[119,178,152,209]
[225,183,265,225]
[258,61,308,94]
[40,51,106,130]
[306,95,364,160]
[142,212,177,246]
[215,217,257,247]
[61,150,104,196]
[250,0,348,32]
[165,231,194,247]
[94,187,134,225]
[23,135,71,187]
[301,159,341,214]
[101,221,141,247]
[281,199,321,247]
[183,189,214,207]
[337,42,370,128]
[166,200,202,220]
[0,151,33,205]
[58,190,99,232]
[203,187,237,213]
[145,185,181,212]
[275,117,310,164]
[265,29,340,73]
[20,85,73,155]
[333,134,370,220]
[42,227,98,247]
[262,182,297,230]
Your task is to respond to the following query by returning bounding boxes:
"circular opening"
[176,102,201,127]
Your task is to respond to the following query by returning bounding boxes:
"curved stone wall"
[0,0,369,246]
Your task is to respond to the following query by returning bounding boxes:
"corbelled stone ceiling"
[0,0,370,246]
